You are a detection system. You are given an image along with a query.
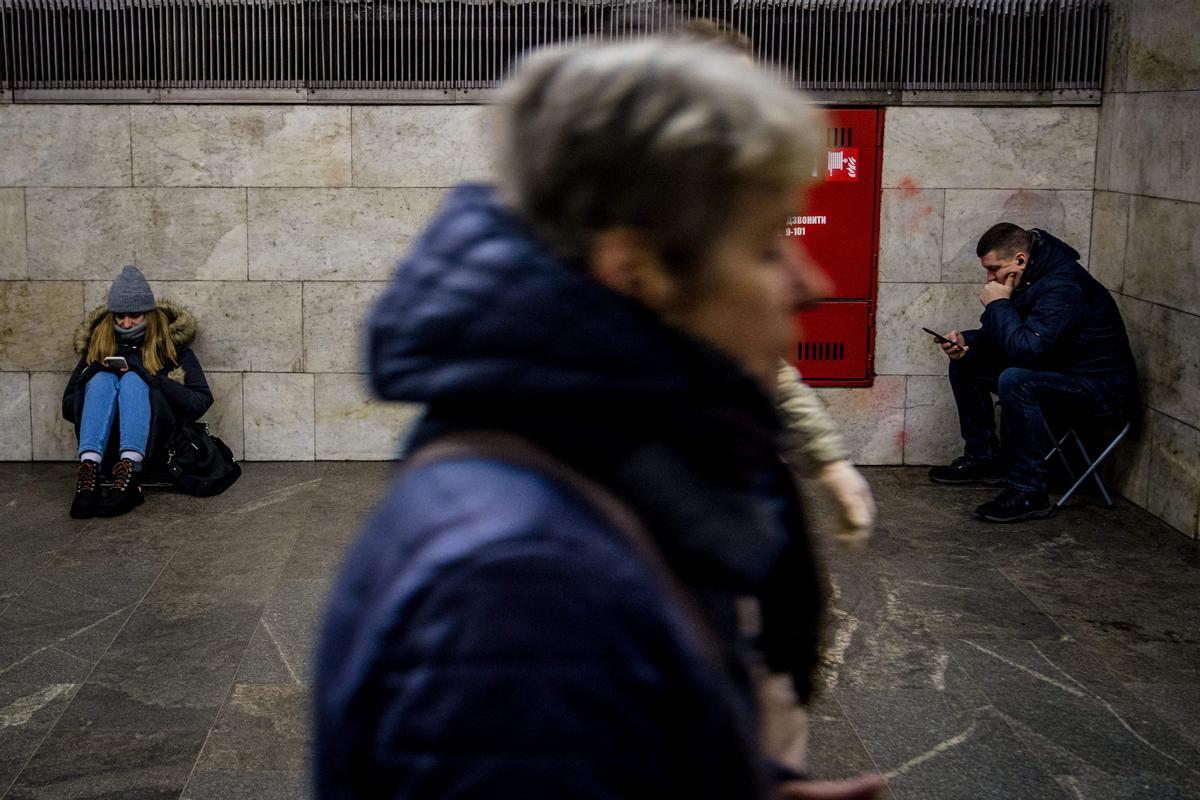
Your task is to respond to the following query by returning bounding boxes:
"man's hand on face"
[979,272,1018,307]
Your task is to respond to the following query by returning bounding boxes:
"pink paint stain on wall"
[897,176,921,198]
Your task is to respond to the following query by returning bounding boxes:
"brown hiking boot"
[97,458,144,518]
[69,460,102,519]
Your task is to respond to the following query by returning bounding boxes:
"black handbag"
[165,421,242,497]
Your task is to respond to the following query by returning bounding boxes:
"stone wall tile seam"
[1117,190,1133,294]
[1140,407,1200,438]
[243,187,250,280]
[879,281,982,285]
[26,371,33,463]
[1115,291,1200,322]
[127,107,134,189]
[887,184,1098,192]
[21,186,29,280]
[940,189,948,270]
[901,375,911,464]
[241,369,247,468]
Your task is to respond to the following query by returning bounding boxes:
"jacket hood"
[367,185,820,694]
[368,184,764,411]
[73,298,198,357]
[1024,228,1081,285]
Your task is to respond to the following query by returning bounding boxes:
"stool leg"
[1057,425,1130,507]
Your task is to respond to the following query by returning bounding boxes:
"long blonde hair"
[86,308,178,375]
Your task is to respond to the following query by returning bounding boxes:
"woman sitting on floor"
[62,265,213,519]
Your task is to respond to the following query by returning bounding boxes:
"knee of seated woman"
[86,369,120,392]
[118,370,149,387]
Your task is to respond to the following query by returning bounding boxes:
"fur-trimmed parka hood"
[73,299,198,357]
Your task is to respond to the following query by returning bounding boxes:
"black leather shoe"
[975,487,1054,523]
[928,456,1006,486]
[97,458,144,518]
[69,460,102,519]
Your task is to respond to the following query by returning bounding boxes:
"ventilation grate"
[0,1,1108,101]
[800,340,848,362]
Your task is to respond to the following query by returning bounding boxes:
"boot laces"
[76,460,98,493]
[111,459,135,491]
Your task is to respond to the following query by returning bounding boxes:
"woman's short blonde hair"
[495,37,823,276]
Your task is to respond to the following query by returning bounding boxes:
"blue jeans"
[78,371,150,459]
[949,356,1120,493]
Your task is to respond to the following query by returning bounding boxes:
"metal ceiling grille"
[0,0,1107,103]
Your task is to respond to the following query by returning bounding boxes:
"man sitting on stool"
[928,222,1138,522]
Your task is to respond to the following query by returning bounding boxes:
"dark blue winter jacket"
[966,229,1138,406]
[314,185,823,799]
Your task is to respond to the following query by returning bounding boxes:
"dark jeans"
[948,352,1125,493]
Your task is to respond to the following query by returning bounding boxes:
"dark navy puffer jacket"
[314,185,824,799]
[965,229,1137,402]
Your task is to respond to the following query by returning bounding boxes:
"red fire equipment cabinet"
[786,108,883,387]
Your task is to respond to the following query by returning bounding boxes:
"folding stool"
[1042,418,1132,508]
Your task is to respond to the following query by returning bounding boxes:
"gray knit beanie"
[108,265,156,314]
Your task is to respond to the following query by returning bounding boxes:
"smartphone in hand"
[921,327,956,346]
[103,356,129,371]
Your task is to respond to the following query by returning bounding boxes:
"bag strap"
[403,431,798,782]
[401,431,723,664]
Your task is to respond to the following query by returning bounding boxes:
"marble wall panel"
[0,282,84,371]
[1146,411,1200,538]
[1124,194,1200,317]
[1088,191,1129,293]
[874,283,981,376]
[1126,0,1200,92]
[84,280,303,373]
[0,106,131,187]
[315,374,421,460]
[351,106,495,187]
[812,375,905,465]
[202,373,244,461]
[27,189,247,281]
[878,188,944,283]
[1117,295,1200,432]
[902,375,964,465]
[941,190,1093,282]
[248,189,444,281]
[303,282,387,373]
[132,107,351,188]
[243,373,314,461]
[882,107,1098,190]
[30,372,76,460]
[0,189,26,280]
[1095,92,1200,203]
[0,372,32,460]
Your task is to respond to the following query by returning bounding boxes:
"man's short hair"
[976,223,1031,259]
[495,38,822,277]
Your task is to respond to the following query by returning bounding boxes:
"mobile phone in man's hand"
[921,327,957,346]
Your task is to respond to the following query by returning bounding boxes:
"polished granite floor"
[0,463,1197,799]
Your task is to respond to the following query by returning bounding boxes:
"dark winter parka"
[315,185,825,799]
[964,228,1138,409]
[62,300,213,465]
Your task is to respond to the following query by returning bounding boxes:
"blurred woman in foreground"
[316,37,882,800]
